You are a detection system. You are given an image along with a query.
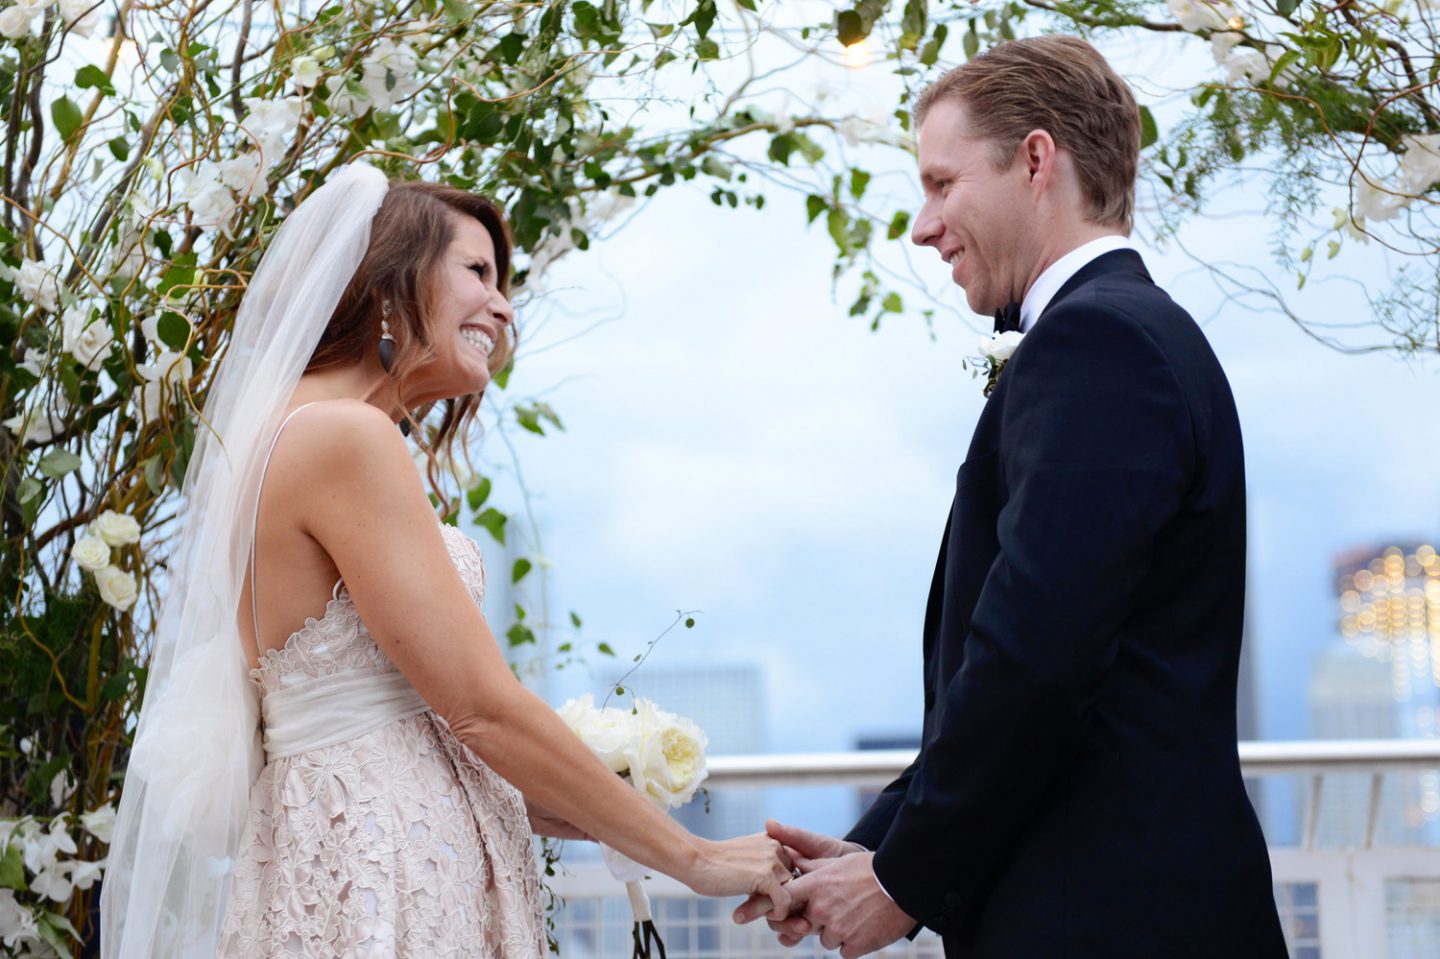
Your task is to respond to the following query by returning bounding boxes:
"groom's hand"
[732,820,867,942]
[780,852,915,958]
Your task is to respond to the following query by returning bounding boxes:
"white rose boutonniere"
[94,566,138,612]
[70,535,111,572]
[92,509,141,546]
[976,330,1025,397]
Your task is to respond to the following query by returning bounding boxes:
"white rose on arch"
[62,302,116,370]
[94,565,138,611]
[93,509,142,546]
[70,535,111,572]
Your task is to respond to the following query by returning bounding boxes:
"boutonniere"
[974,331,1025,397]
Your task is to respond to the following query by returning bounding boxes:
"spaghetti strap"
[248,402,325,662]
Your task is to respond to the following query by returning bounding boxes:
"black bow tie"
[993,302,1022,335]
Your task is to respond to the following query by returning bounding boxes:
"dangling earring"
[378,303,397,373]
[378,304,410,437]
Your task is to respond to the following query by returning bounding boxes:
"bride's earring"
[378,303,397,373]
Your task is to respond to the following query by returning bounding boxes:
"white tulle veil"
[100,162,390,958]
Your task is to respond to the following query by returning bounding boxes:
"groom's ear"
[1019,128,1059,191]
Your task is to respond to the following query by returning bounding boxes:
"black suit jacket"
[846,251,1287,957]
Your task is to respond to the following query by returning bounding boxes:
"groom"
[737,36,1287,957]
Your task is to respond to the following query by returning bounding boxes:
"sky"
[465,24,1440,841]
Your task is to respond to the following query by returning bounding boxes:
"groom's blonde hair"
[915,35,1140,231]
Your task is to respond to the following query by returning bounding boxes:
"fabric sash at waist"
[262,667,430,760]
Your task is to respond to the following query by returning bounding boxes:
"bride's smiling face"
[406,213,514,405]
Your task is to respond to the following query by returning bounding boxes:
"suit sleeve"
[870,300,1196,933]
[845,755,922,850]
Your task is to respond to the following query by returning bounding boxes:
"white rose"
[59,0,98,36]
[80,803,116,843]
[0,5,34,39]
[978,330,1025,362]
[93,509,141,546]
[70,535,111,571]
[3,405,65,444]
[95,565,138,611]
[558,694,636,774]
[292,54,322,90]
[622,699,708,809]
[62,303,115,370]
[14,258,60,312]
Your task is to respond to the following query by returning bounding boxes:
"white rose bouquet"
[557,693,710,959]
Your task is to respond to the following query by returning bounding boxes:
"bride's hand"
[685,833,795,919]
[527,802,592,841]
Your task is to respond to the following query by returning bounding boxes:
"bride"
[99,163,794,957]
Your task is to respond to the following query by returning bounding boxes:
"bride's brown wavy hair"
[306,179,514,509]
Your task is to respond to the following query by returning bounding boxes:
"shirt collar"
[1018,235,1137,332]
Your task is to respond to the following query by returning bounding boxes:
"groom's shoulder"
[1034,272,1215,375]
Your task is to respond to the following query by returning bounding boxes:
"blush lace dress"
[216,410,545,957]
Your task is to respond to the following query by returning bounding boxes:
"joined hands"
[732,820,915,959]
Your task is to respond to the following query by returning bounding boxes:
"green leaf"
[736,0,757,9]
[597,642,615,656]
[157,252,198,298]
[691,0,717,41]
[1276,0,1298,16]
[695,38,719,60]
[38,448,81,479]
[805,194,828,224]
[157,311,191,351]
[143,455,166,494]
[887,209,911,240]
[506,622,537,646]
[900,0,927,50]
[51,97,83,142]
[108,136,129,161]
[569,610,583,628]
[441,0,471,22]
[476,507,507,545]
[849,168,870,200]
[466,476,492,511]
[827,208,851,254]
[919,23,947,67]
[512,558,532,583]
[35,912,75,959]
[75,65,116,96]
[836,10,867,46]
[1138,105,1158,151]
[962,25,979,61]
[882,291,903,313]
[17,476,43,506]
[0,843,25,890]
[160,48,180,73]
[684,617,696,628]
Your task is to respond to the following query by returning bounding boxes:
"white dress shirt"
[1018,235,1137,332]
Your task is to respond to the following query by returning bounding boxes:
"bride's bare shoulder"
[276,400,419,495]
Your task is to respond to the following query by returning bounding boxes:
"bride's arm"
[284,402,792,912]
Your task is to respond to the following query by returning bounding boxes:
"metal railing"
[548,741,1440,958]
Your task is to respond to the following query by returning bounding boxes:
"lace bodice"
[249,523,487,695]
[218,522,545,958]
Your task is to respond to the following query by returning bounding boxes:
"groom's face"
[913,99,1033,315]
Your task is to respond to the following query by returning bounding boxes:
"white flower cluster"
[0,804,113,955]
[325,37,423,117]
[61,302,115,371]
[70,509,141,611]
[1165,1,1289,85]
[0,0,99,41]
[132,347,194,425]
[7,259,60,313]
[176,97,303,230]
[558,694,709,809]
[1346,134,1440,233]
